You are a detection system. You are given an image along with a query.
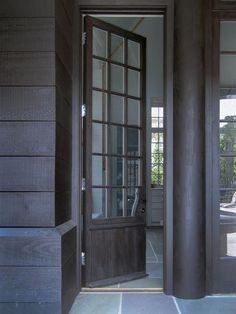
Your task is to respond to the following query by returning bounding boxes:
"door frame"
[72,0,174,295]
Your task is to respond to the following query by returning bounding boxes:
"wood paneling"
[0,52,55,86]
[90,226,145,284]
[0,122,55,156]
[0,192,55,226]
[0,87,56,121]
[0,18,55,52]
[0,267,61,302]
[0,0,55,17]
[0,157,55,191]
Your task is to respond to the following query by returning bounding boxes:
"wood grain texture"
[0,18,55,52]
[89,226,145,284]
[0,52,55,86]
[56,88,72,131]
[0,87,56,121]
[0,266,60,302]
[0,157,55,191]
[56,56,72,104]
[0,192,55,226]
[0,0,55,17]
[0,232,61,266]
[0,122,55,156]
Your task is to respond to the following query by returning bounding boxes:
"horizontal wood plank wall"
[0,1,77,313]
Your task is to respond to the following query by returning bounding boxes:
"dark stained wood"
[0,157,55,191]
[0,0,55,17]
[62,253,77,314]
[56,56,72,104]
[0,52,55,86]
[0,267,61,302]
[56,25,73,76]
[55,191,72,225]
[89,226,145,285]
[0,122,55,156]
[0,18,55,52]
[0,229,61,266]
[0,302,60,314]
[56,88,72,132]
[0,87,56,121]
[56,124,72,162]
[0,192,55,226]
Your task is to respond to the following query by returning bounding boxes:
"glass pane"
[220,122,236,153]
[92,91,107,121]
[127,128,140,156]
[111,34,124,64]
[92,188,107,219]
[110,95,124,124]
[128,40,140,68]
[220,22,236,52]
[93,27,107,58]
[111,64,124,94]
[110,125,124,155]
[127,187,140,216]
[110,157,124,186]
[127,159,140,186]
[92,156,107,186]
[109,188,124,217]
[128,69,140,97]
[93,59,107,89]
[220,157,236,189]
[220,190,236,257]
[220,55,236,87]
[220,97,236,121]
[92,123,107,154]
[128,99,140,126]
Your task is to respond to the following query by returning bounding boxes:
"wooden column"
[173,0,206,298]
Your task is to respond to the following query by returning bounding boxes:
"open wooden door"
[83,16,146,287]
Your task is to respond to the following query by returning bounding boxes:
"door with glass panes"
[83,16,146,287]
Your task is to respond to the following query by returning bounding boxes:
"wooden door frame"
[72,0,174,295]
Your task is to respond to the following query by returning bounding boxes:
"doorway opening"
[81,14,165,291]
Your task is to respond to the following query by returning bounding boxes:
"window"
[151,104,164,187]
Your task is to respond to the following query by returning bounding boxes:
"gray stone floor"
[69,292,236,314]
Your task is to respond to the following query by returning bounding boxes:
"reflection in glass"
[92,156,107,186]
[220,98,236,121]
[127,128,140,156]
[220,122,236,153]
[110,95,124,124]
[110,188,124,217]
[110,157,124,186]
[111,64,124,94]
[220,157,236,189]
[127,187,140,216]
[220,190,236,257]
[128,99,140,126]
[92,91,107,121]
[127,159,140,186]
[93,27,107,58]
[111,34,124,64]
[220,55,236,87]
[128,69,140,97]
[92,123,107,154]
[92,188,107,219]
[220,21,236,52]
[128,40,140,68]
[93,59,107,89]
[110,125,123,155]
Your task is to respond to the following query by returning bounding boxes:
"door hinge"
[82,178,86,191]
[81,252,86,266]
[81,104,86,117]
[82,32,86,45]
